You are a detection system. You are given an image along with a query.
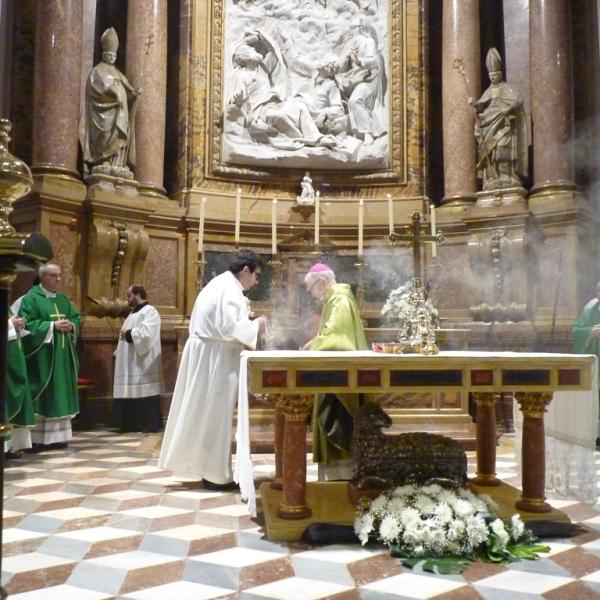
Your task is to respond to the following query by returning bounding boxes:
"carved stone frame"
[205,0,409,185]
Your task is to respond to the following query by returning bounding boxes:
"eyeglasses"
[253,270,261,281]
[307,277,321,292]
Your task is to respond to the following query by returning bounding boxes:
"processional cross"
[387,210,445,278]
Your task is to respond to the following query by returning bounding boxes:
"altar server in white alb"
[159,249,267,491]
[109,285,164,433]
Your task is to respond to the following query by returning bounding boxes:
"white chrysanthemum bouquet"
[354,484,549,574]
[381,282,439,329]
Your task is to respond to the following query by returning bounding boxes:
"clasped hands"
[55,319,74,333]
[10,316,26,330]
[590,325,600,340]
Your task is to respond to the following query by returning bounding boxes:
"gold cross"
[49,304,66,347]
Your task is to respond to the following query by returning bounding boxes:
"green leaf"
[421,556,472,575]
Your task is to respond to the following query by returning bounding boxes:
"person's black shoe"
[4,450,22,460]
[24,444,44,454]
[202,478,240,491]
[48,442,68,450]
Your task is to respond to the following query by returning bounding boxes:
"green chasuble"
[7,316,36,428]
[310,283,376,464]
[572,301,600,390]
[19,285,81,418]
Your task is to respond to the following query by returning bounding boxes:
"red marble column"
[31,0,83,180]
[276,394,313,520]
[470,393,501,486]
[126,0,168,197]
[514,392,553,513]
[440,0,479,206]
[270,399,285,491]
[529,0,576,196]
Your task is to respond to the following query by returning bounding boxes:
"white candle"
[387,194,393,234]
[271,198,277,255]
[235,188,241,243]
[315,191,320,245]
[358,199,364,256]
[431,205,437,258]
[198,197,206,253]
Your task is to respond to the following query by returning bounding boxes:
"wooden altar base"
[259,481,570,542]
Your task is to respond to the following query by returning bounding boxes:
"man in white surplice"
[159,250,267,491]
[109,285,164,433]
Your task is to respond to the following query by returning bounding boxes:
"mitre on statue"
[101,27,119,53]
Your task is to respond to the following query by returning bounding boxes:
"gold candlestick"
[194,252,206,295]
[354,259,368,327]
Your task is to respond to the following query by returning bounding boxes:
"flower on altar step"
[354,484,549,574]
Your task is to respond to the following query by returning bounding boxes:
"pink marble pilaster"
[529,0,576,195]
[32,0,83,179]
[126,0,168,198]
[441,0,479,206]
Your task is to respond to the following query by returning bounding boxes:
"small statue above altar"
[296,171,316,205]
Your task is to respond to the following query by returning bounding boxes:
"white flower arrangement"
[354,484,548,574]
[381,281,439,329]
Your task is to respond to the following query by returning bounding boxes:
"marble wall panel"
[435,243,472,311]
[49,222,77,300]
[144,236,178,307]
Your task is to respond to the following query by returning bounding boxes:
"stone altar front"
[235,350,597,539]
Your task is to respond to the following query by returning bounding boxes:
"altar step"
[233,421,490,455]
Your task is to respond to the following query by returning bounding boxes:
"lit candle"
[315,190,320,245]
[387,194,393,234]
[235,188,241,243]
[358,199,364,256]
[198,197,206,254]
[271,198,277,255]
[431,205,437,258]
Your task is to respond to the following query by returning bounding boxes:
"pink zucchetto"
[308,263,332,273]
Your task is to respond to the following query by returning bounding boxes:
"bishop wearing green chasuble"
[303,263,376,481]
[18,264,81,448]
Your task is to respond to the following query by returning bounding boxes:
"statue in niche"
[469,48,528,191]
[222,1,390,170]
[84,28,141,179]
[296,171,315,204]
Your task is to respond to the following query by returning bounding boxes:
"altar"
[235,351,598,540]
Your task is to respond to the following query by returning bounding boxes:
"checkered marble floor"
[3,431,600,599]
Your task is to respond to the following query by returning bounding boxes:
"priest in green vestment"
[19,263,81,449]
[572,281,600,392]
[6,314,36,455]
[303,263,376,481]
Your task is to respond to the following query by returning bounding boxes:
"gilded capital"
[514,392,553,418]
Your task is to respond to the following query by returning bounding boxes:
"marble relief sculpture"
[222,0,389,170]
[468,48,528,191]
[84,28,141,179]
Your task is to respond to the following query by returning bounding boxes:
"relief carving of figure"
[469,48,528,191]
[84,28,141,179]
[337,15,387,146]
[222,2,389,170]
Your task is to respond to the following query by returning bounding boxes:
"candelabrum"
[268,257,281,326]
[194,252,206,295]
[354,259,368,327]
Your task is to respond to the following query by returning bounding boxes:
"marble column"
[529,0,576,197]
[440,0,479,207]
[126,0,168,198]
[31,0,83,180]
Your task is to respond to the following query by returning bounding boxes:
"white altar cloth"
[234,350,599,515]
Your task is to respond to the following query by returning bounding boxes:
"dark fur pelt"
[301,523,359,545]
[527,520,587,538]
